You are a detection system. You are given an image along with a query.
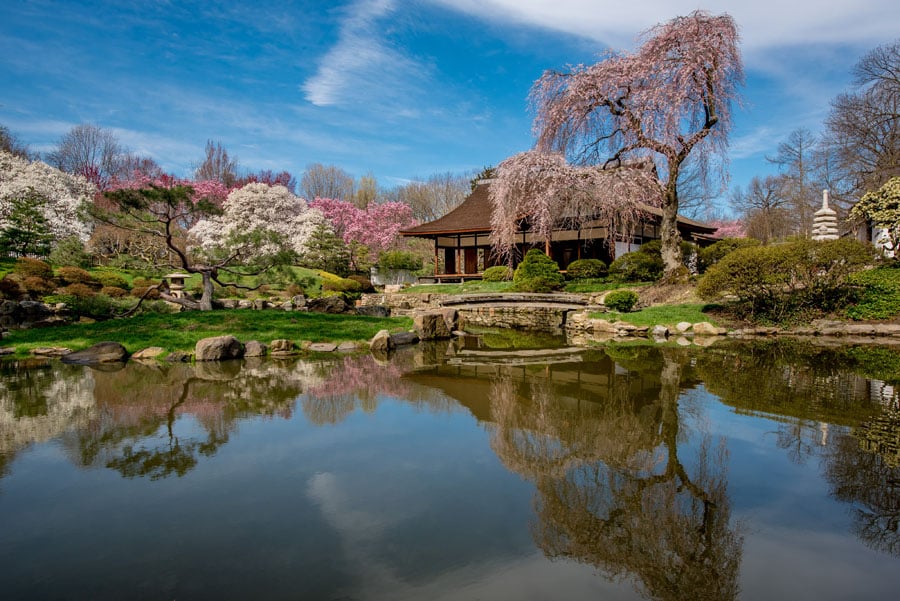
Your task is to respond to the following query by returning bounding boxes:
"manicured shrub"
[49,236,92,269]
[513,249,564,290]
[609,247,664,282]
[0,276,23,300]
[604,289,639,312]
[50,293,120,319]
[22,276,56,296]
[482,265,513,282]
[13,257,53,280]
[321,275,363,293]
[347,275,375,292]
[698,238,876,319]
[378,250,423,272]
[57,266,98,287]
[100,286,128,298]
[566,258,607,280]
[94,271,130,290]
[512,275,564,293]
[846,265,900,320]
[62,283,96,298]
[697,237,761,273]
[131,278,161,299]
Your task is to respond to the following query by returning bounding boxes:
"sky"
[1,0,898,214]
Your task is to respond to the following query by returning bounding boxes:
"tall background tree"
[823,40,899,199]
[767,128,820,234]
[385,171,471,222]
[729,175,793,243]
[46,123,130,189]
[300,163,355,201]
[528,10,743,278]
[0,124,33,160]
[193,140,239,187]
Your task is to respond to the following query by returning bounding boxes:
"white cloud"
[730,126,778,159]
[425,0,899,54]
[302,0,424,108]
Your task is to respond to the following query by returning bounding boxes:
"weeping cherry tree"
[520,10,743,279]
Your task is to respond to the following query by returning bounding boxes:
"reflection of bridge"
[439,293,599,334]
[447,347,586,367]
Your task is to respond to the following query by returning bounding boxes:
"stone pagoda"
[811,190,839,241]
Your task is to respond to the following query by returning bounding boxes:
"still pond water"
[1,338,899,601]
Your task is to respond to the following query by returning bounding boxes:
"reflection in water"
[0,359,96,478]
[481,349,742,601]
[2,339,900,599]
[695,340,900,559]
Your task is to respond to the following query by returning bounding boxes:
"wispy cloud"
[302,0,423,108]
[425,0,899,54]
[730,126,778,160]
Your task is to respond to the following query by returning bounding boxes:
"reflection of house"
[400,180,718,280]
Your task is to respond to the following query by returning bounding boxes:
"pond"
[1,338,899,600]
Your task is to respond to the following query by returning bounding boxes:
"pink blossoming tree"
[310,197,417,271]
[707,219,747,239]
[520,10,743,279]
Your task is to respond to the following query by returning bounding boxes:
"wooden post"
[433,239,439,275]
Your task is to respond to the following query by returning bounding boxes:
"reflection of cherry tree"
[487,350,742,601]
[303,355,411,425]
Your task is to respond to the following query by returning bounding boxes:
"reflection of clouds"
[307,471,407,598]
[307,471,635,601]
[0,363,96,455]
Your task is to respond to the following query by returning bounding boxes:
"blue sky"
[1,0,897,213]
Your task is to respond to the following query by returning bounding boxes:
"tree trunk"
[660,183,685,281]
[198,270,214,311]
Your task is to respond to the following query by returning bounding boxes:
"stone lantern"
[164,273,192,299]
[811,190,839,241]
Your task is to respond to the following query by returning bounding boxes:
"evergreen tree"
[0,188,54,257]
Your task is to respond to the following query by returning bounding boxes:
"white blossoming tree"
[189,183,327,260]
[0,150,96,251]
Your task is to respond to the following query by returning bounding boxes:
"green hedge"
[698,238,876,319]
[604,289,639,312]
[566,258,607,280]
[513,249,564,291]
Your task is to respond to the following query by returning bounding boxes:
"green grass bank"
[2,310,413,357]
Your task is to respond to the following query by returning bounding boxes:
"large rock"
[390,331,420,346]
[413,310,452,340]
[370,329,395,353]
[244,340,267,357]
[675,321,693,333]
[308,295,348,314]
[692,322,726,336]
[194,335,244,361]
[308,342,338,352]
[269,339,294,353]
[61,341,128,365]
[651,325,670,338]
[132,346,166,360]
[357,305,391,317]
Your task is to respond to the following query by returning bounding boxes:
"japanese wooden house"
[400,180,719,281]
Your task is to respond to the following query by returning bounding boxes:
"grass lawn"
[2,310,413,357]
[592,303,720,327]
[402,279,651,295]
[404,280,515,294]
